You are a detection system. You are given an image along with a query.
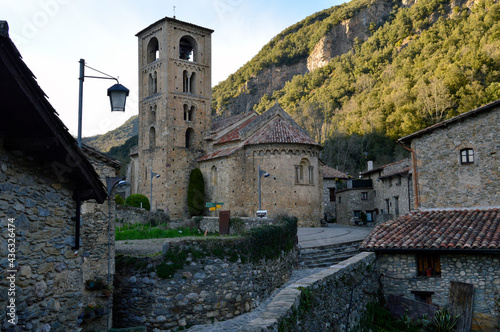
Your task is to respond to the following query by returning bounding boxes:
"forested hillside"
[82,115,138,153]
[213,0,500,172]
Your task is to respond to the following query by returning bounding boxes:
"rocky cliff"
[220,0,397,116]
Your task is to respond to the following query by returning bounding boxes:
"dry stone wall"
[113,240,297,331]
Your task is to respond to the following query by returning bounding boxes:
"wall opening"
[147,37,159,63]
[185,128,194,148]
[179,36,197,62]
[149,127,156,150]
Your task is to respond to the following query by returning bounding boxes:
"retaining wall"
[242,252,378,331]
[113,239,297,331]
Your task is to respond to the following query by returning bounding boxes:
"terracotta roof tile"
[197,146,241,162]
[322,165,348,179]
[360,208,500,251]
[210,112,254,134]
[244,117,320,147]
[215,116,257,145]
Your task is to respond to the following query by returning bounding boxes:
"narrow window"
[185,128,194,148]
[295,165,300,183]
[308,166,314,184]
[329,188,336,202]
[148,73,153,96]
[149,127,156,150]
[189,106,195,121]
[183,104,189,121]
[385,199,390,214]
[153,71,158,94]
[361,192,368,200]
[211,166,218,186]
[417,254,441,277]
[190,72,196,95]
[338,196,342,204]
[460,148,474,164]
[183,70,189,93]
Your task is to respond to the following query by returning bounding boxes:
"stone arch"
[185,128,194,148]
[179,35,197,62]
[149,104,156,123]
[147,37,159,63]
[149,127,156,150]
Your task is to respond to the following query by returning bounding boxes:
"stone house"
[0,21,118,331]
[129,17,324,225]
[361,99,500,331]
[335,159,412,225]
[321,165,348,221]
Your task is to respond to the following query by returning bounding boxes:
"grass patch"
[115,223,214,241]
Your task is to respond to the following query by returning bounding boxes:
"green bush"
[115,194,125,206]
[125,194,150,211]
[187,168,205,217]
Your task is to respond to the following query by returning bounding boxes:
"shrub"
[187,168,205,217]
[125,194,150,211]
[115,194,125,206]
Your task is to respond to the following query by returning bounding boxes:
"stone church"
[128,17,322,226]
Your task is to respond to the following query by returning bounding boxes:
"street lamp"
[105,177,129,331]
[150,171,160,210]
[77,58,129,147]
[258,166,270,211]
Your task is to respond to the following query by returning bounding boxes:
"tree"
[125,194,150,211]
[187,168,206,217]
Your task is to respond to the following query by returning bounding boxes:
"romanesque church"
[128,17,322,226]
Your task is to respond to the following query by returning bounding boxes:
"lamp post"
[106,177,129,331]
[150,171,160,210]
[77,58,129,147]
[73,59,129,251]
[258,166,270,211]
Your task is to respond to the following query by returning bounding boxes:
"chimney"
[367,160,374,171]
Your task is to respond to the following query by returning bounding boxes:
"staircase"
[298,240,363,269]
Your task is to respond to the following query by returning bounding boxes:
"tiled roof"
[244,117,320,147]
[322,165,348,179]
[215,116,256,145]
[197,146,241,162]
[361,208,500,251]
[210,111,255,134]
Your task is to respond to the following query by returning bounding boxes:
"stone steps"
[298,240,363,269]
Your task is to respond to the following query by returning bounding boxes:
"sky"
[1,0,343,137]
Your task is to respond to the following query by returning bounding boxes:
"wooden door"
[449,281,474,332]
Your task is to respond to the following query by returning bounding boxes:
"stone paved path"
[185,267,325,332]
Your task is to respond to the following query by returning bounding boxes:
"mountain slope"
[213,0,500,141]
[82,115,138,153]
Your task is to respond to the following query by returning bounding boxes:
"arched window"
[183,104,189,121]
[183,70,189,93]
[296,158,313,185]
[185,128,194,148]
[147,37,159,64]
[149,127,156,150]
[148,73,153,96]
[149,105,156,123]
[190,72,196,94]
[460,148,474,164]
[189,105,195,121]
[153,71,158,94]
[211,166,218,186]
[179,36,197,62]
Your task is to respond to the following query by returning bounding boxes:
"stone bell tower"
[134,17,213,218]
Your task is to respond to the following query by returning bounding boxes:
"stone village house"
[128,17,323,226]
[335,158,413,225]
[321,165,348,222]
[361,100,500,331]
[0,21,121,331]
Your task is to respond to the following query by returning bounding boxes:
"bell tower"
[134,17,213,218]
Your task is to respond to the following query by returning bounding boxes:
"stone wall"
[322,178,336,220]
[115,206,170,225]
[378,253,500,330]
[0,144,82,331]
[411,105,500,209]
[199,143,323,227]
[198,216,279,234]
[242,252,378,331]
[113,239,297,331]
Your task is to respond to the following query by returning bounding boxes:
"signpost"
[206,202,224,211]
